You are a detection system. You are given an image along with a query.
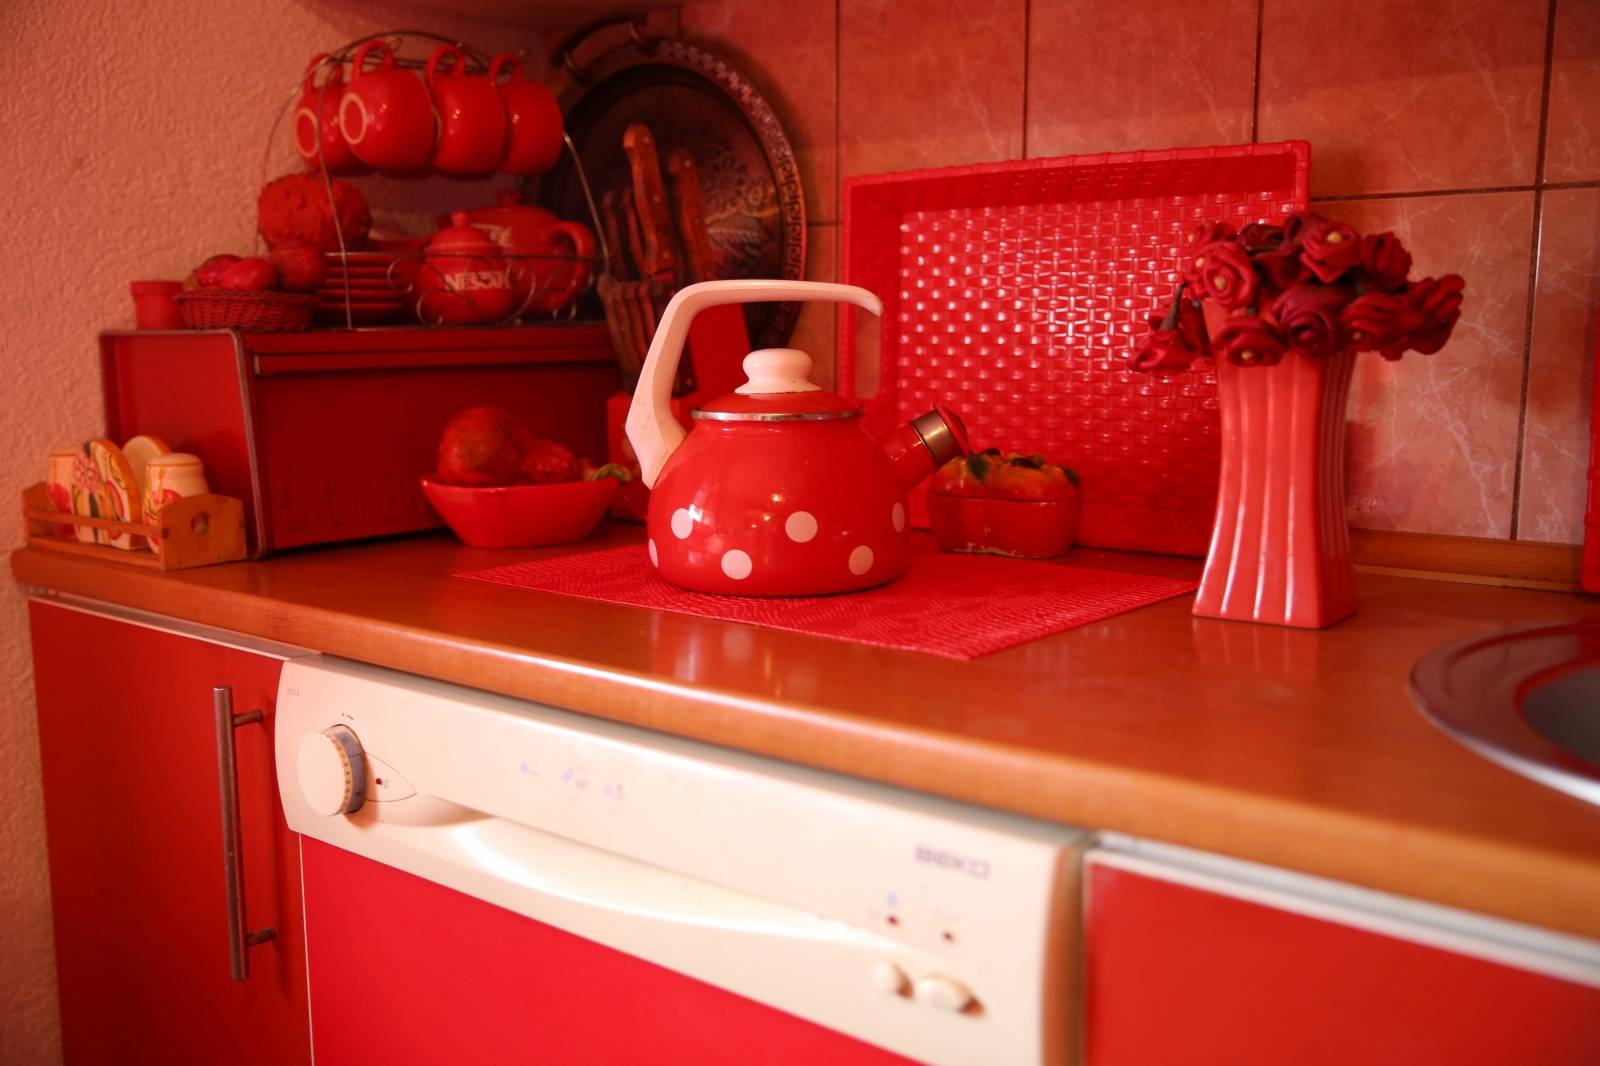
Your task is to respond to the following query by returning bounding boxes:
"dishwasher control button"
[912,975,974,1013]
[297,726,367,816]
[364,753,415,802]
[870,962,909,996]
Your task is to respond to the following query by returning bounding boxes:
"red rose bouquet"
[1128,211,1464,372]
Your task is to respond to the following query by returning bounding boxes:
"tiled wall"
[668,0,1600,544]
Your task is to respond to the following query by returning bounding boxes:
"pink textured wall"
[0,3,539,1062]
[679,0,1600,543]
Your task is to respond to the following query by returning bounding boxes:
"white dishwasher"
[276,657,1084,1066]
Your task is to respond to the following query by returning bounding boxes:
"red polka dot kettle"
[626,279,968,596]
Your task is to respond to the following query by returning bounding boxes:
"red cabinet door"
[301,840,922,1066]
[31,600,310,1066]
[1083,850,1600,1066]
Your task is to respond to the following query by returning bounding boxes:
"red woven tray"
[459,542,1196,660]
[841,141,1310,556]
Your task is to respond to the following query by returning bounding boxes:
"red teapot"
[463,191,596,315]
[415,212,515,325]
[626,280,967,596]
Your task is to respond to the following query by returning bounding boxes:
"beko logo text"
[914,846,990,878]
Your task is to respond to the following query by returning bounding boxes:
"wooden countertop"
[14,528,1600,940]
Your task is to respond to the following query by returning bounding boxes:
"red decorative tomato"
[933,449,1079,501]
[268,242,327,292]
[216,256,279,291]
[194,254,243,288]
[520,439,579,484]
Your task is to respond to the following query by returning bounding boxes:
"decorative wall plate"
[537,35,806,350]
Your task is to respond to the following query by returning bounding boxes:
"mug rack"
[262,29,608,331]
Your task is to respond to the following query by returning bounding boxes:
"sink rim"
[1409,618,1600,808]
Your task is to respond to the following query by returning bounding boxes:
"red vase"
[1195,304,1359,628]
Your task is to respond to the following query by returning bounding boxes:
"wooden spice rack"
[22,483,247,570]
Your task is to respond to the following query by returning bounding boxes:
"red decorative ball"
[257,172,371,252]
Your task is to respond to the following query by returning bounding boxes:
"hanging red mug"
[292,54,361,173]
[488,54,563,175]
[426,45,507,177]
[339,40,434,171]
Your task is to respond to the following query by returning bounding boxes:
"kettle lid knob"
[734,348,822,395]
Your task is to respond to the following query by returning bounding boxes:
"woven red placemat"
[459,545,1196,660]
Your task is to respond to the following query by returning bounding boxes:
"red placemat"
[459,545,1196,660]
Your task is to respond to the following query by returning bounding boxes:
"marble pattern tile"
[792,224,840,389]
[681,0,840,223]
[839,0,1026,180]
[1026,0,1256,158]
[1259,0,1547,196]
[1517,187,1600,543]
[1334,192,1534,537]
[1544,0,1600,182]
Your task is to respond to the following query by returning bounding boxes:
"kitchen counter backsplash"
[656,0,1600,545]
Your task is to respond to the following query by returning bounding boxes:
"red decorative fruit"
[268,242,327,292]
[933,449,1080,501]
[216,256,279,292]
[435,407,534,487]
[520,439,579,484]
[194,254,242,287]
[257,172,372,252]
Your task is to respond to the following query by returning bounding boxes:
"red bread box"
[100,325,618,556]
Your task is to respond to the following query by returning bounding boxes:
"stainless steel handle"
[214,685,276,981]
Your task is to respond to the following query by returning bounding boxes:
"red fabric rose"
[1272,284,1349,357]
[1128,328,1202,374]
[1240,222,1285,249]
[1212,313,1288,367]
[1184,219,1238,252]
[1361,232,1413,292]
[1404,275,1465,355]
[1341,292,1420,354]
[1255,245,1310,290]
[1148,299,1207,352]
[1299,220,1364,283]
[1282,210,1328,244]
[1189,240,1259,311]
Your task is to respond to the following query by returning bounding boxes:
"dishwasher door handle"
[214,685,277,980]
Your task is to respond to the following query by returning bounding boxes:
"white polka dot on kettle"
[670,508,694,539]
[849,546,874,575]
[721,549,753,580]
[648,539,659,567]
[785,511,818,543]
[891,503,906,532]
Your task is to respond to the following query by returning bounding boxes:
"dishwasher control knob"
[913,975,974,1013]
[297,726,367,816]
[870,962,908,996]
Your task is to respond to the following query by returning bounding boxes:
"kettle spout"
[878,405,970,491]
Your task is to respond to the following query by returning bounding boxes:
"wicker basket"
[175,289,315,332]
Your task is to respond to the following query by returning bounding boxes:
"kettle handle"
[625,280,883,488]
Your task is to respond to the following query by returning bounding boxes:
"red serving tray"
[100,325,619,556]
[841,141,1310,556]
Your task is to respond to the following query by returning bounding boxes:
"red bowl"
[927,492,1080,558]
[420,476,617,548]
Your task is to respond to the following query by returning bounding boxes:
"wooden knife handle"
[668,149,718,284]
[600,189,633,281]
[622,123,680,282]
